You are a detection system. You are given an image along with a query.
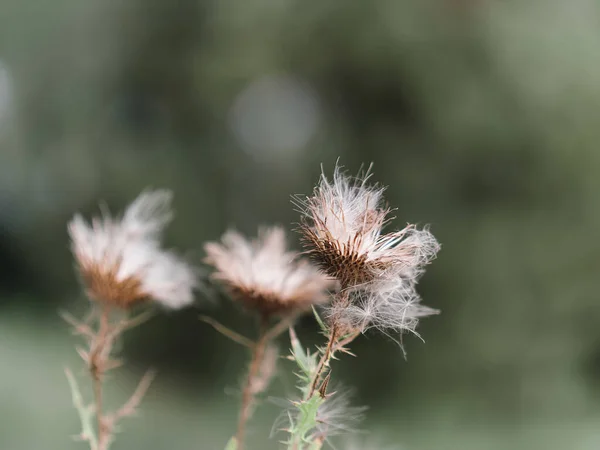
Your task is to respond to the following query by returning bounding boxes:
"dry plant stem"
[308,327,360,399]
[91,306,111,450]
[308,324,338,399]
[199,313,294,448]
[69,305,154,450]
[104,370,157,431]
[263,314,298,341]
[236,315,270,450]
[308,290,352,399]
[200,315,255,348]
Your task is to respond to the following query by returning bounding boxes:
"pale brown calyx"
[204,227,334,318]
[79,264,148,309]
[227,285,322,317]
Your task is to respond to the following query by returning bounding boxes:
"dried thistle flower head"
[204,226,334,317]
[68,190,197,309]
[296,165,439,291]
[295,164,440,336]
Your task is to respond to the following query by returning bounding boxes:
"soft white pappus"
[68,189,197,309]
[329,286,439,338]
[296,163,440,339]
[204,226,334,316]
[122,189,173,238]
[143,250,198,309]
[295,165,386,257]
[314,387,367,438]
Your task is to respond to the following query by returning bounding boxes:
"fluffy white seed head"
[296,165,440,290]
[204,227,334,316]
[296,164,440,336]
[68,190,197,309]
[314,388,367,438]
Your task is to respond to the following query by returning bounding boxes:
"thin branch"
[110,309,155,337]
[105,370,157,428]
[308,324,338,399]
[61,311,95,339]
[306,290,356,399]
[199,315,255,348]
[333,331,360,355]
[263,315,298,342]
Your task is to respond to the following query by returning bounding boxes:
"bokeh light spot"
[229,75,321,159]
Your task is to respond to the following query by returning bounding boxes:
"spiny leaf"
[289,328,318,379]
[286,329,328,449]
[311,306,328,333]
[294,395,325,445]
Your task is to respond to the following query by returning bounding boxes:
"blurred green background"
[2,1,600,449]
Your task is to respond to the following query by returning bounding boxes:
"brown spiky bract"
[300,225,388,289]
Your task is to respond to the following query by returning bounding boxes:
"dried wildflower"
[296,166,439,291]
[205,228,334,449]
[68,190,197,309]
[295,165,440,337]
[204,226,334,317]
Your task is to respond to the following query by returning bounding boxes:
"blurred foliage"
[2,1,600,449]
